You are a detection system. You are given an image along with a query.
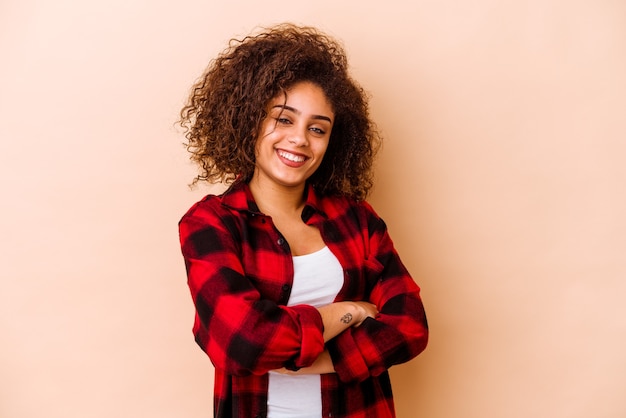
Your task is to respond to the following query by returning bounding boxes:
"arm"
[274,300,378,375]
[180,203,325,376]
[275,349,335,375]
[317,300,378,341]
[327,202,429,383]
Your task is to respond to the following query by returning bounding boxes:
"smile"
[277,150,307,163]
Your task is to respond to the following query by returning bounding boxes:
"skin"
[248,82,378,375]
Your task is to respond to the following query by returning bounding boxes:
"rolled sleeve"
[286,304,325,368]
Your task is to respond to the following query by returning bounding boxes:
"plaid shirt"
[179,181,428,417]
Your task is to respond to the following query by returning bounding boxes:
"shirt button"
[277,238,285,246]
[282,284,290,292]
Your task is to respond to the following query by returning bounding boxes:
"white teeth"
[278,150,305,162]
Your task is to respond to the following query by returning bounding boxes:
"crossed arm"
[274,300,378,375]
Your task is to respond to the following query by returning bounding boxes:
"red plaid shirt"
[179,181,428,417]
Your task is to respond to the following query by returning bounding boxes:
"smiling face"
[251,81,334,193]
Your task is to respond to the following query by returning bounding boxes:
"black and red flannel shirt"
[179,181,428,418]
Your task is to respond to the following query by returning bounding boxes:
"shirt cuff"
[290,304,325,368]
[327,328,371,383]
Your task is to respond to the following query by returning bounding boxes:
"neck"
[248,178,307,217]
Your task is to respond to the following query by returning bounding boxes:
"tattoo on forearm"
[340,312,353,324]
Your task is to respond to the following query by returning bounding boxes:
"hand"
[352,301,378,326]
[318,300,379,341]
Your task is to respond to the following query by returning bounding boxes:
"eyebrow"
[271,104,333,123]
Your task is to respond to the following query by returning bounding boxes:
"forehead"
[269,81,334,115]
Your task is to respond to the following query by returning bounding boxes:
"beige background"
[1,0,625,417]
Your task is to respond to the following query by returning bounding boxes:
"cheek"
[256,119,277,146]
[254,129,276,156]
[317,140,330,159]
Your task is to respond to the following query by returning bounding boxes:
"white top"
[267,246,344,418]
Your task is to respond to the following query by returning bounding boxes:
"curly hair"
[178,23,381,200]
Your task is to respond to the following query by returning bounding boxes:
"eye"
[309,127,326,135]
[275,117,292,125]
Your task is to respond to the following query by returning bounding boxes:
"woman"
[178,23,428,418]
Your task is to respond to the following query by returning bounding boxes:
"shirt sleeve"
[327,201,429,383]
[179,201,325,376]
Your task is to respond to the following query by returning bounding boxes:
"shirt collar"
[301,184,327,220]
[220,181,261,214]
[221,181,328,220]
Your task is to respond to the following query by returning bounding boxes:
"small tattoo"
[340,312,353,324]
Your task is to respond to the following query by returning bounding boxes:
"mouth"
[276,149,308,166]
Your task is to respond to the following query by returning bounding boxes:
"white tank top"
[267,246,344,418]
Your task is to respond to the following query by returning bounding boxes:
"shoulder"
[322,193,378,214]
[181,181,250,219]
[318,194,384,227]
[180,193,228,223]
[178,192,246,240]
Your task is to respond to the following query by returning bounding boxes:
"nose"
[288,125,309,146]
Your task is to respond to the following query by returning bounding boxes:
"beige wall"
[1,1,625,417]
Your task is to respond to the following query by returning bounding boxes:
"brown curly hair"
[178,23,381,200]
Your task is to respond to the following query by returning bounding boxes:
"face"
[251,81,334,192]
